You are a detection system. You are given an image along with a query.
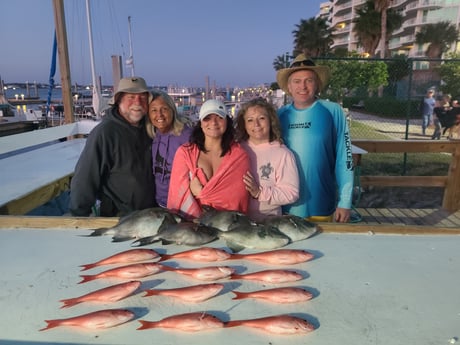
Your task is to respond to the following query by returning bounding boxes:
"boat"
[0,0,101,213]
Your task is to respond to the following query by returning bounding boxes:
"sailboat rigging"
[85,0,103,119]
[126,16,135,77]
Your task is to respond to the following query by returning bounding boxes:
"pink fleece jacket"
[241,140,299,222]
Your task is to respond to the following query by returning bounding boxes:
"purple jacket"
[152,125,192,207]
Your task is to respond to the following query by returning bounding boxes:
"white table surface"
[0,139,86,207]
[0,228,458,345]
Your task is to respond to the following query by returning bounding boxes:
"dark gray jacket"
[70,107,156,216]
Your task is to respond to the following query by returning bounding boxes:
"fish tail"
[79,263,96,271]
[158,264,174,272]
[224,320,245,328]
[142,290,158,297]
[137,320,157,330]
[229,274,242,280]
[227,253,244,260]
[39,320,60,331]
[78,275,96,284]
[59,298,79,308]
[231,291,248,300]
[157,254,171,262]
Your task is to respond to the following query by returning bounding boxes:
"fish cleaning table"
[0,228,459,345]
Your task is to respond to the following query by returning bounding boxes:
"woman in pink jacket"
[167,99,250,219]
[235,98,299,222]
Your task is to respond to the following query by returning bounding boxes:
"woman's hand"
[190,176,203,197]
[243,171,260,199]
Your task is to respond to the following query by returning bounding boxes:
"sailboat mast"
[85,0,101,117]
[126,16,135,76]
[52,0,74,124]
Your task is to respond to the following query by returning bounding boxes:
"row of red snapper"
[40,247,316,334]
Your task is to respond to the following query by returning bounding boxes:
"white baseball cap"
[199,99,228,120]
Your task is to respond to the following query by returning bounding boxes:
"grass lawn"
[350,121,452,176]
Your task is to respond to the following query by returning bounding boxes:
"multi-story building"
[320,0,460,58]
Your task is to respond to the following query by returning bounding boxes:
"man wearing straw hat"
[276,54,354,223]
[70,77,156,217]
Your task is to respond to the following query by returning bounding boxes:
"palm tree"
[415,21,459,58]
[292,17,333,57]
[374,0,392,58]
[273,53,292,71]
[353,1,402,57]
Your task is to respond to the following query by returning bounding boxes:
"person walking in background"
[432,93,452,140]
[69,77,156,217]
[276,54,354,223]
[421,89,436,136]
[146,90,192,207]
[167,99,250,219]
[235,97,299,222]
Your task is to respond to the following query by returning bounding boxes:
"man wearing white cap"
[276,54,354,223]
[70,77,156,216]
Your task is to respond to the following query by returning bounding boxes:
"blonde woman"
[146,90,192,207]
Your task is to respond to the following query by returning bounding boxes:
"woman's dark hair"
[188,116,235,156]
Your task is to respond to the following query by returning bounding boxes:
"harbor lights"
[21,94,25,100]
[15,94,19,100]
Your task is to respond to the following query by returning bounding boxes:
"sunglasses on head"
[290,59,316,68]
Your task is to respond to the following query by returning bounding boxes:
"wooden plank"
[443,145,460,211]
[352,140,459,154]
[356,208,382,225]
[360,176,447,187]
[398,208,426,226]
[2,215,460,235]
[376,208,405,225]
[0,175,72,215]
[0,216,117,229]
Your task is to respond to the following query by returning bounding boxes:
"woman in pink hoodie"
[235,98,299,222]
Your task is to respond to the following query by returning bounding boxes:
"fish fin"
[78,275,96,284]
[161,239,174,245]
[226,241,245,253]
[39,320,60,331]
[112,235,134,242]
[131,236,159,247]
[59,298,80,309]
[86,228,110,237]
[137,320,157,330]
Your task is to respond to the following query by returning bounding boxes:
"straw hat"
[276,54,330,94]
[109,77,150,105]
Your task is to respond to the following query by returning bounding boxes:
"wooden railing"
[352,140,460,211]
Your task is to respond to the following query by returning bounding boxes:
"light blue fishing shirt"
[278,99,354,218]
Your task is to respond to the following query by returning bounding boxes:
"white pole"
[85,0,101,117]
[126,16,135,76]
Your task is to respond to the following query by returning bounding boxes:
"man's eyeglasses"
[290,59,316,68]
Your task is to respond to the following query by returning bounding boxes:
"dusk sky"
[1,0,324,88]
